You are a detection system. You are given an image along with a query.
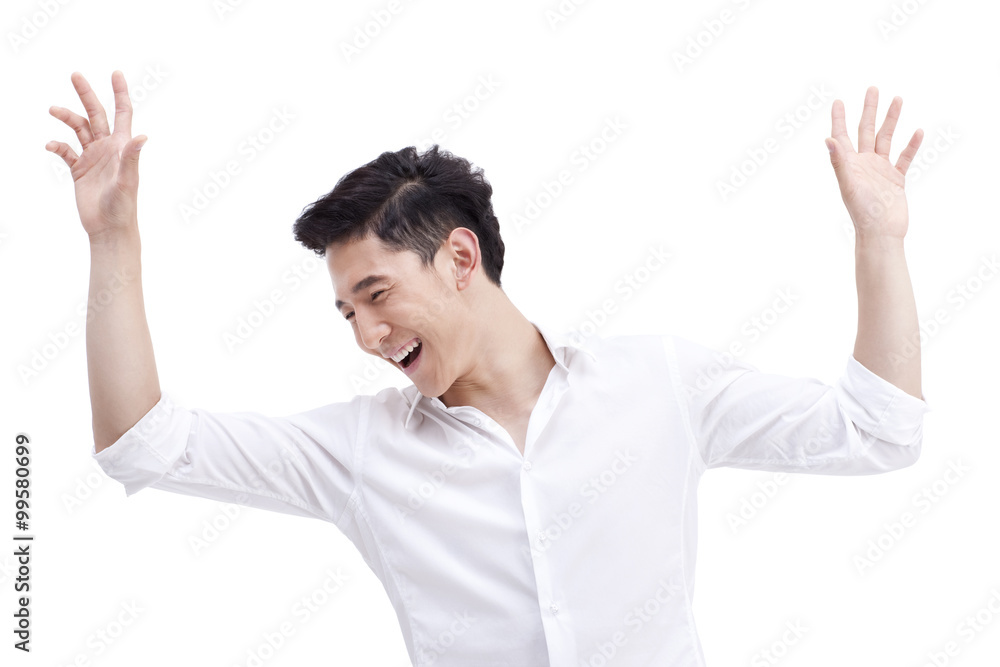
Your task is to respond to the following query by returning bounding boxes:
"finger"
[830,99,854,153]
[875,96,902,160]
[857,86,879,153]
[824,137,843,173]
[71,71,111,139]
[111,70,132,138]
[894,129,924,177]
[49,105,94,148]
[117,135,147,193]
[45,140,79,169]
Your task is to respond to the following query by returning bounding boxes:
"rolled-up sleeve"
[91,391,366,525]
[667,335,931,475]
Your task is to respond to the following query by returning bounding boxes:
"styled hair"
[293,144,505,287]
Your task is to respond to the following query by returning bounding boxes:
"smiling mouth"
[400,340,423,368]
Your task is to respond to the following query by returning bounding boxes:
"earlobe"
[448,227,479,290]
[453,248,476,291]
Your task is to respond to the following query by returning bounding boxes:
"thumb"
[118,135,147,192]
[824,137,841,170]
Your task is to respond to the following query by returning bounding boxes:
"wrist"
[855,232,905,254]
[88,224,140,249]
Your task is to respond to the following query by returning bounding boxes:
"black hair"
[293,144,505,287]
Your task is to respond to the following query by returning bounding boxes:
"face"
[328,233,470,396]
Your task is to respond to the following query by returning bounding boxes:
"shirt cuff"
[91,391,194,496]
[836,354,931,447]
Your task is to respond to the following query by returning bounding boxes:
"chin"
[415,375,444,398]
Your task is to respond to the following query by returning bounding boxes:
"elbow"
[853,424,923,474]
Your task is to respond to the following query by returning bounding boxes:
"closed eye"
[344,290,385,321]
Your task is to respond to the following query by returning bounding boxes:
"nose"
[355,312,387,352]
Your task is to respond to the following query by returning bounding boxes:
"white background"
[2,0,998,665]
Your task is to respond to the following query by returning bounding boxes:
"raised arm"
[824,86,925,400]
[46,71,157,453]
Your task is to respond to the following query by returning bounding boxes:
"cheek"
[418,285,456,323]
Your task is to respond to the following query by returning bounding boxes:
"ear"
[444,227,480,291]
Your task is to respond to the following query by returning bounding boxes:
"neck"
[438,293,556,420]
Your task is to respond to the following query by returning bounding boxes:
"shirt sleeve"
[666,335,931,475]
[91,390,366,525]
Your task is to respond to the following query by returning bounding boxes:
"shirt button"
[549,603,560,614]
[537,530,546,542]
[522,459,532,471]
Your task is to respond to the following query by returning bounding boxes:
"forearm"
[87,225,161,453]
[852,234,922,400]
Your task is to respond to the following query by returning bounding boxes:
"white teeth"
[391,338,420,363]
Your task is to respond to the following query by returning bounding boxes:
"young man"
[48,71,929,666]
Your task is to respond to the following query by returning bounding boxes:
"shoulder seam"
[663,335,708,474]
[338,394,370,529]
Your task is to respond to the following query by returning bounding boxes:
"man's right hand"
[46,70,147,240]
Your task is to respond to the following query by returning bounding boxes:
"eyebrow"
[335,274,390,312]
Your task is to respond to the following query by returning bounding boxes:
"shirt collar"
[402,319,596,428]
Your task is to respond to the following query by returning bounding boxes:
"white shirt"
[92,320,931,666]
